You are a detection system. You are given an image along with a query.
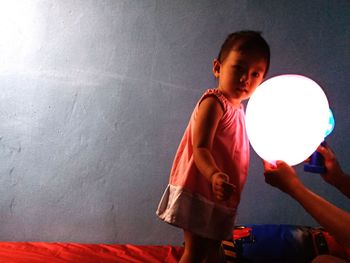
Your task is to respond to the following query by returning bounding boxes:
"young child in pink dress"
[157,30,270,263]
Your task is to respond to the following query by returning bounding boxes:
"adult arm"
[264,161,350,247]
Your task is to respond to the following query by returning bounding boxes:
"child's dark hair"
[217,30,270,76]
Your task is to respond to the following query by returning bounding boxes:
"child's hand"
[211,172,235,201]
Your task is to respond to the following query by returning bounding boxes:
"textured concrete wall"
[0,0,349,245]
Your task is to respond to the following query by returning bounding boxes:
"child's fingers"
[211,172,236,201]
[222,181,235,193]
[215,192,224,200]
[214,180,234,191]
[215,181,235,200]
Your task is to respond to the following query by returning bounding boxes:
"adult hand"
[211,172,236,201]
[317,144,345,187]
[263,160,302,194]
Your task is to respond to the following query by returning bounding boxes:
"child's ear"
[213,59,220,78]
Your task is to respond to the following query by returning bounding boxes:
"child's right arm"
[192,96,235,201]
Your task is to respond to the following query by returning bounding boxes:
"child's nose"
[240,73,249,83]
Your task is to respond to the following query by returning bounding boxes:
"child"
[157,30,270,263]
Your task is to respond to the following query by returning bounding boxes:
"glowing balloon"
[245,74,330,166]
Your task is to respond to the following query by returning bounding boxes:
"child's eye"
[252,72,261,78]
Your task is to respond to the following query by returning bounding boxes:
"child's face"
[213,49,267,105]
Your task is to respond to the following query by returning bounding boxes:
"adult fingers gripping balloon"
[263,160,301,194]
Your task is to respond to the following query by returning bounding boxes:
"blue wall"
[0,1,349,245]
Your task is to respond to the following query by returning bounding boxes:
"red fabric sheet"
[0,242,184,263]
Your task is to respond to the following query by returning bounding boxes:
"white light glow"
[0,1,39,69]
[245,74,330,166]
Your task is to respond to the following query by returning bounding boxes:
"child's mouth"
[237,86,248,92]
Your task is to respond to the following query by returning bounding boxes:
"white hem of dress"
[156,184,236,240]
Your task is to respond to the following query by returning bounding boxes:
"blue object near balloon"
[304,109,335,173]
[304,142,327,173]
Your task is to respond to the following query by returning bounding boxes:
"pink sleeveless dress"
[156,89,250,240]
